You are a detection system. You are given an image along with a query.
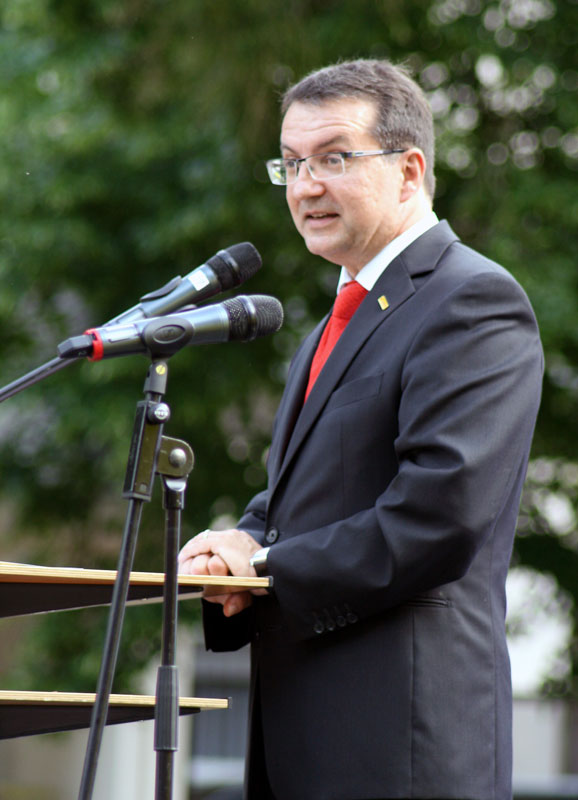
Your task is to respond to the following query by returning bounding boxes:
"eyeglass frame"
[265,149,408,185]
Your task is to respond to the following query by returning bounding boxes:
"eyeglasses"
[265,149,407,186]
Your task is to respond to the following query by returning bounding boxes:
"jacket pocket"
[325,373,383,412]
[406,594,451,608]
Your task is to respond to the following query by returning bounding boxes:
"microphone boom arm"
[0,355,77,405]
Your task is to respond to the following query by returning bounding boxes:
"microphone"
[57,295,284,361]
[105,242,262,325]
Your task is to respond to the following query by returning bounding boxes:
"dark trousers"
[244,680,276,800]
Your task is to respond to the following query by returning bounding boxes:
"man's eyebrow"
[280,135,351,155]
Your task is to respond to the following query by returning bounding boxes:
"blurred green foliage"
[0,0,577,693]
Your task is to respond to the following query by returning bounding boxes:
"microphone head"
[224,295,284,342]
[207,243,262,291]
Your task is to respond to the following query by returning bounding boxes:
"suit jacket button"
[323,610,336,631]
[265,527,279,544]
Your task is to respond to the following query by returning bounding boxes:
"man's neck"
[338,210,439,293]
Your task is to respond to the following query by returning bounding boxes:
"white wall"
[513,698,569,778]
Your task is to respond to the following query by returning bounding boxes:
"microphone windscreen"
[251,295,284,339]
[207,242,262,291]
[224,295,284,342]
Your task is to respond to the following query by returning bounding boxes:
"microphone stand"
[77,357,195,800]
[155,452,193,799]
[0,355,76,404]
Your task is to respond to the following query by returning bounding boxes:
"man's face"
[281,97,408,275]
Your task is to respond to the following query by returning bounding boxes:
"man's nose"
[290,163,325,198]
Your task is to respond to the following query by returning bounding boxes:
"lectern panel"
[0,691,228,739]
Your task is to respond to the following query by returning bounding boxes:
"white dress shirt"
[337,211,439,293]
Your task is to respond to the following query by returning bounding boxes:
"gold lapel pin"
[378,295,389,311]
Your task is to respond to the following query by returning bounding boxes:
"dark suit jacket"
[203,222,544,800]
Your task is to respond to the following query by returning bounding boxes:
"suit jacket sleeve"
[201,488,268,652]
[236,488,268,542]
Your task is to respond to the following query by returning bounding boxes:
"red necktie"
[305,281,368,401]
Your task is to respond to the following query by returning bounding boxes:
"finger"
[178,529,213,563]
[190,554,212,575]
[178,552,209,575]
[250,586,270,597]
[209,531,261,578]
[207,554,229,576]
[178,555,192,575]
[223,591,253,617]
[203,593,229,606]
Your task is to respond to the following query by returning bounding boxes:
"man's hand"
[178,528,267,616]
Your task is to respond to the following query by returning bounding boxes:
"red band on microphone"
[84,328,104,361]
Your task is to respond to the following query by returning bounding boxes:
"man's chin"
[303,235,344,266]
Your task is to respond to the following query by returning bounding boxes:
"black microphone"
[57,295,284,361]
[105,242,262,325]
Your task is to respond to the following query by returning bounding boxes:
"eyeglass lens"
[288,153,344,183]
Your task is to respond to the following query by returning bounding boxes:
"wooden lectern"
[0,561,269,739]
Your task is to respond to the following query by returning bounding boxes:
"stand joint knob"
[147,402,170,424]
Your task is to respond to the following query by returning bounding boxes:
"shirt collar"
[337,211,439,293]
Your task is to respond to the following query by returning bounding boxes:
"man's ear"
[399,148,427,203]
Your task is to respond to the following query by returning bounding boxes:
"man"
[178,59,543,800]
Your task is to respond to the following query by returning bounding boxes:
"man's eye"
[320,154,342,167]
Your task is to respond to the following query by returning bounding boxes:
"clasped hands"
[178,528,267,617]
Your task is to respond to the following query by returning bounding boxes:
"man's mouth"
[305,211,338,221]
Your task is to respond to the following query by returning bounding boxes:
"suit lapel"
[265,316,327,485]
[268,257,414,499]
[268,220,459,501]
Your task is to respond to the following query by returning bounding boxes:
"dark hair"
[281,59,435,198]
